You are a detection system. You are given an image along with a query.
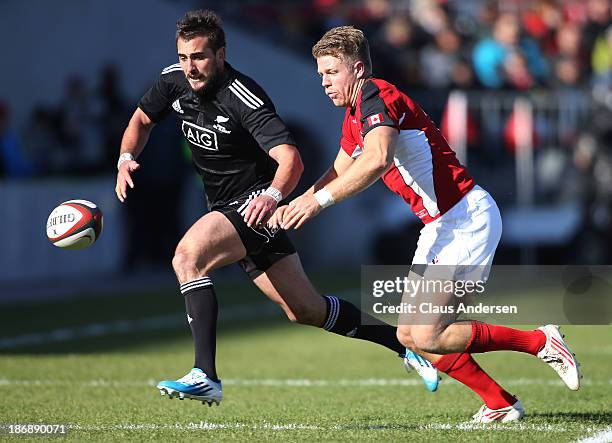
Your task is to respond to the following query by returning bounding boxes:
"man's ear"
[216,47,226,63]
[354,60,366,79]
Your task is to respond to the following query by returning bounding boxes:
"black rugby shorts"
[216,190,296,279]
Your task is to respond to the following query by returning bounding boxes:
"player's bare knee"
[396,327,417,351]
[172,249,208,283]
[396,326,416,350]
[171,249,193,273]
[411,328,441,354]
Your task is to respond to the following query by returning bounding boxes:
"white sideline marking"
[423,422,568,432]
[574,427,612,443]
[0,378,610,388]
[71,422,320,431]
[63,421,581,433]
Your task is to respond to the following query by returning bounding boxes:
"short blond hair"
[312,26,372,76]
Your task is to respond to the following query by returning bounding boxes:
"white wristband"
[117,153,134,170]
[313,187,335,209]
[264,186,283,203]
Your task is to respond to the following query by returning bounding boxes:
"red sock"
[434,353,516,409]
[466,321,546,355]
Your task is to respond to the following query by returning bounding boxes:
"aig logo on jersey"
[182,121,218,151]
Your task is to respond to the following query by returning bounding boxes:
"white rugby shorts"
[411,185,502,281]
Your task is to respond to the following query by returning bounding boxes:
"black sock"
[322,295,405,355]
[180,277,219,382]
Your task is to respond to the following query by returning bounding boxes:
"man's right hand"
[267,205,290,230]
[115,160,140,202]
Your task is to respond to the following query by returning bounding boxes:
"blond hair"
[312,26,372,76]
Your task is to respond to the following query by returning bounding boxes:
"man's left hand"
[282,194,322,230]
[243,195,278,228]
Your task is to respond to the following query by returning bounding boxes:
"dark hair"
[176,10,226,52]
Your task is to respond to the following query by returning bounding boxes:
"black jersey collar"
[218,62,235,89]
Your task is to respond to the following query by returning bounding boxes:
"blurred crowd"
[224,0,612,92]
[0,65,131,179]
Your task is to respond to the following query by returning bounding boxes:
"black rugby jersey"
[138,62,296,210]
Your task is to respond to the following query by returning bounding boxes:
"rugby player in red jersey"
[275,26,581,422]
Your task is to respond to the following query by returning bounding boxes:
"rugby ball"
[46,200,103,250]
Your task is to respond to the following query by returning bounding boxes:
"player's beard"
[190,64,222,99]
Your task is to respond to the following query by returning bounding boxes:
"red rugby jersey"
[340,78,474,224]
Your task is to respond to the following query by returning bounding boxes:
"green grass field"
[1,277,610,442]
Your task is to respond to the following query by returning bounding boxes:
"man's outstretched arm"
[115,107,155,202]
[267,145,354,229]
[282,125,398,229]
[307,147,355,194]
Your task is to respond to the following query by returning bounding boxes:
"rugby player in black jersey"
[114,10,433,406]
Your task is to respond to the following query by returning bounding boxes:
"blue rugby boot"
[403,350,440,392]
[157,368,222,406]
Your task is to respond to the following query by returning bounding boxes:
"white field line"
[53,421,584,433]
[573,427,612,443]
[69,422,321,431]
[421,422,568,432]
[0,378,610,388]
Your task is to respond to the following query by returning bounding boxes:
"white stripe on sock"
[180,277,211,289]
[180,277,213,294]
[323,296,339,331]
[180,282,213,294]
